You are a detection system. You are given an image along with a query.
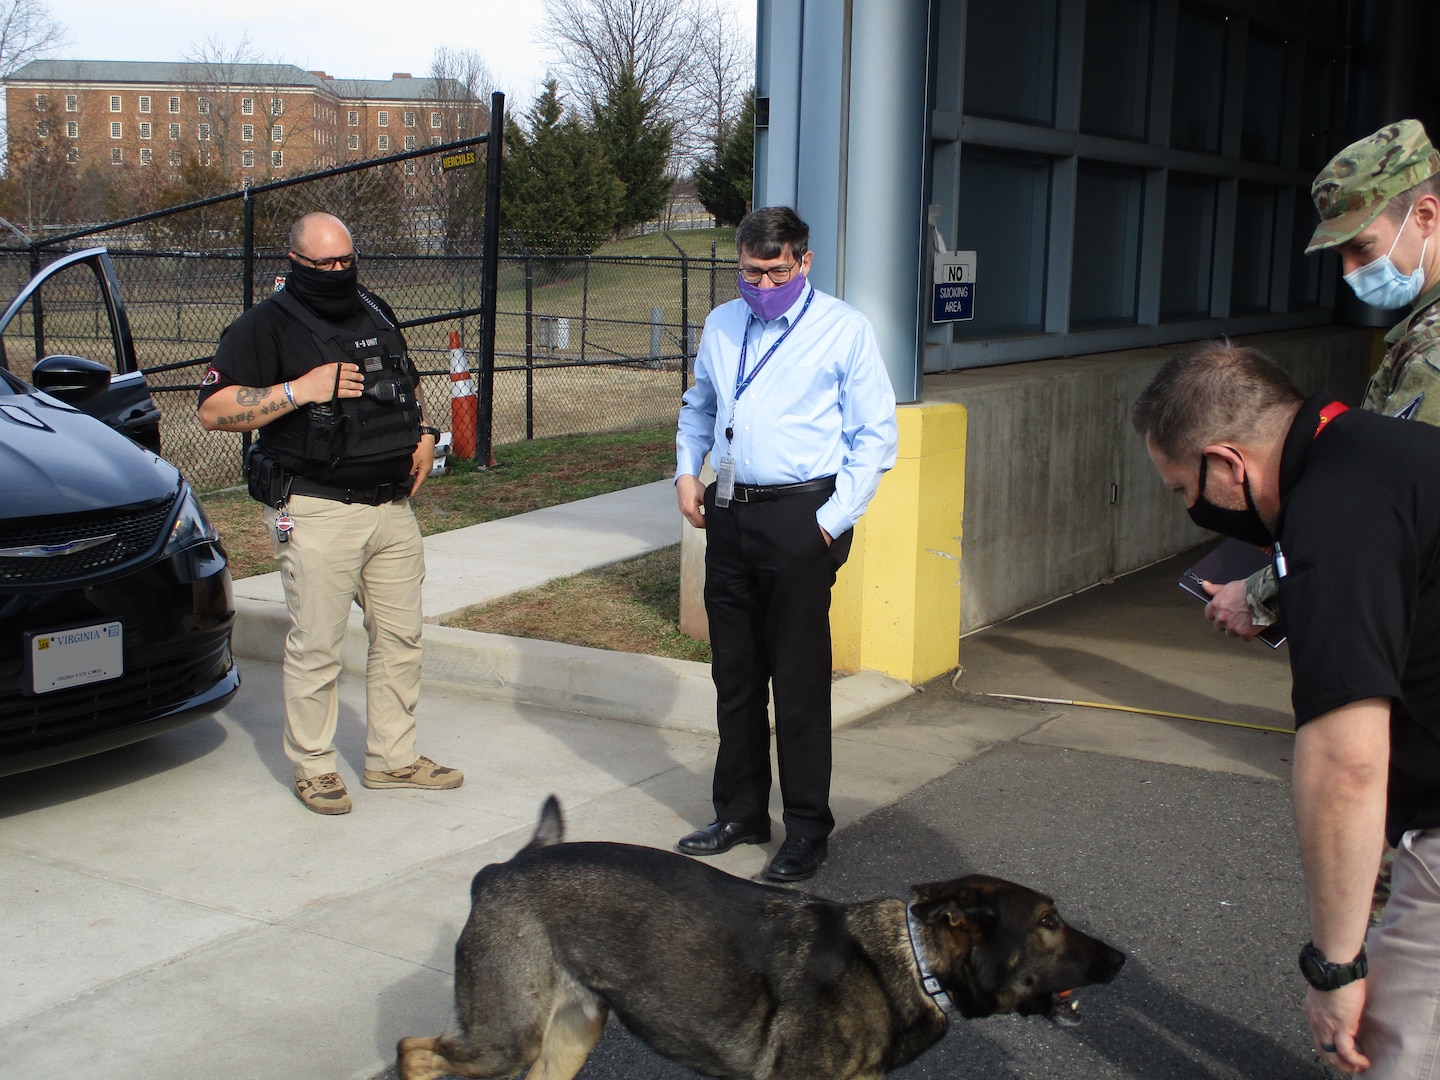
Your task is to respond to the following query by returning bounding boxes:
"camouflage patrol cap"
[1306,120,1440,253]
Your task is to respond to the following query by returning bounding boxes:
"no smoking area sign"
[932,251,976,323]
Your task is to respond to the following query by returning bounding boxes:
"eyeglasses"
[739,261,799,285]
[291,250,359,270]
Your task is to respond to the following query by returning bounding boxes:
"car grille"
[0,496,175,586]
[0,628,231,752]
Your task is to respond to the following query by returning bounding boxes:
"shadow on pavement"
[0,716,228,819]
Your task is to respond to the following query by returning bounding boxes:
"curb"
[232,598,915,735]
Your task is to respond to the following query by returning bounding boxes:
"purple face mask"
[737,269,808,322]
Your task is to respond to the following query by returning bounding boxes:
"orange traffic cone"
[448,330,478,461]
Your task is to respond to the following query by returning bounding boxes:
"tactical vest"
[262,288,421,474]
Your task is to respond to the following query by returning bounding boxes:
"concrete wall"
[928,327,1374,634]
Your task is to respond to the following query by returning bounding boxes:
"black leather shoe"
[763,836,828,882]
[676,819,771,856]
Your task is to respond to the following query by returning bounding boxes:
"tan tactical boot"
[295,772,352,815]
[362,755,464,790]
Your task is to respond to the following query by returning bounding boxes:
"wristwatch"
[419,425,441,441]
[1298,942,1367,991]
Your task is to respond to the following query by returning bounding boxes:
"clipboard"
[1178,538,1286,648]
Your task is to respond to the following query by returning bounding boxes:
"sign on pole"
[932,251,976,323]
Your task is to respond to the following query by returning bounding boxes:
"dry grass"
[445,544,711,664]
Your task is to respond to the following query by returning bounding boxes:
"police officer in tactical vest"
[198,212,462,815]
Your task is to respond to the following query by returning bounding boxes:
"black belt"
[729,475,836,504]
[288,477,409,505]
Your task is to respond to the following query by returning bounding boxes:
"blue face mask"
[1344,204,1430,310]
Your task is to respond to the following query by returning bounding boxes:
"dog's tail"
[519,794,565,854]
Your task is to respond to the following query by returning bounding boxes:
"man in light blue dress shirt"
[674,206,899,882]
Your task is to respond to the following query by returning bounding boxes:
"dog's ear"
[524,795,565,851]
[912,885,997,935]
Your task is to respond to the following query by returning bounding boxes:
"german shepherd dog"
[398,797,1124,1080]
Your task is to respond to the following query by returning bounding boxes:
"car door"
[0,247,161,452]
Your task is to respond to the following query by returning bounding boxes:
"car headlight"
[163,484,221,556]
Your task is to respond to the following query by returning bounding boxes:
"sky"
[36,0,757,110]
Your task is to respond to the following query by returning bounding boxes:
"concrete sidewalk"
[232,480,685,625]
[0,483,1304,1079]
[0,659,1007,1079]
[231,479,915,733]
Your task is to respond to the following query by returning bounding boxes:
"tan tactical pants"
[264,493,425,779]
[1361,827,1440,1078]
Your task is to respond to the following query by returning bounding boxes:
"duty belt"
[728,475,836,504]
[288,477,409,505]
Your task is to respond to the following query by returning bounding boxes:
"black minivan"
[0,249,238,775]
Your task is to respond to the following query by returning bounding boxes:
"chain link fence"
[0,130,739,490]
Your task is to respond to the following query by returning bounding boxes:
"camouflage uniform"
[1363,281,1440,421]
[1241,121,1440,629]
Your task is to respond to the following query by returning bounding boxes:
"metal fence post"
[28,245,44,363]
[524,254,535,440]
[580,255,590,364]
[477,91,505,467]
[242,189,255,311]
[239,190,258,464]
[663,232,689,396]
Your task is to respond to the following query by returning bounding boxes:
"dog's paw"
[397,1036,448,1080]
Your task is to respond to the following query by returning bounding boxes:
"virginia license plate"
[28,621,124,694]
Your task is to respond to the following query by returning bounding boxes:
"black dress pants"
[702,482,853,840]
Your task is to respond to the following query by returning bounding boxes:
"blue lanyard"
[726,286,814,442]
[734,286,815,402]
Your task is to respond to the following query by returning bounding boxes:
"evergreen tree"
[502,80,623,257]
[592,66,674,233]
[694,89,754,227]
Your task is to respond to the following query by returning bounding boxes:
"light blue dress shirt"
[676,280,899,538]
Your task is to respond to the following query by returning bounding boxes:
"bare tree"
[427,46,496,249]
[0,2,68,232]
[427,46,497,146]
[538,0,752,172]
[181,34,318,183]
[0,125,76,230]
[429,46,496,106]
[540,0,702,119]
[0,0,64,79]
[686,3,753,164]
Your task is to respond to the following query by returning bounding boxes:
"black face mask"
[285,262,361,321]
[1187,455,1274,548]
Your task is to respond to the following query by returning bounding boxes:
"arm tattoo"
[235,386,271,406]
[216,410,256,426]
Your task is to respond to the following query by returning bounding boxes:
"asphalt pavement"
[548,735,1318,1080]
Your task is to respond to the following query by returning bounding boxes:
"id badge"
[715,455,735,507]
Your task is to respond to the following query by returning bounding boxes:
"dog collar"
[906,909,956,1015]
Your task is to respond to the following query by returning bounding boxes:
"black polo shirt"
[1276,395,1440,843]
[199,288,420,488]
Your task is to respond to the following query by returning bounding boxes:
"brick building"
[4,60,485,185]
